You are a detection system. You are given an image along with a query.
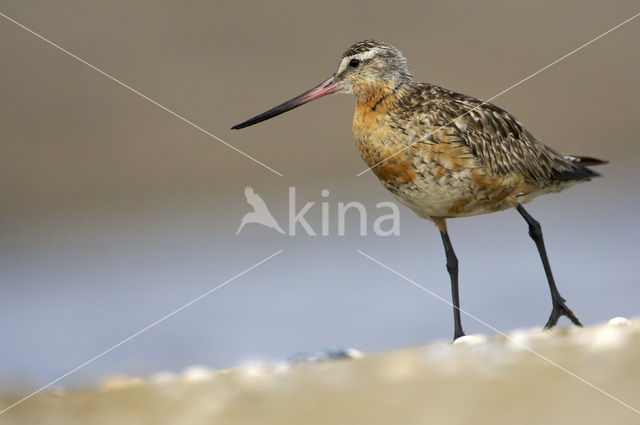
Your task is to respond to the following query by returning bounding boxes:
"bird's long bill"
[231,75,339,129]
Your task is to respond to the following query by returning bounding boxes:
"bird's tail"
[563,155,609,167]
[550,155,608,181]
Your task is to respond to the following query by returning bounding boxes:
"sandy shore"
[1,318,639,425]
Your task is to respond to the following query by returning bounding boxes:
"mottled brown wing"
[400,84,593,183]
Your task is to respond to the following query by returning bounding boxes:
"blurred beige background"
[0,0,638,390]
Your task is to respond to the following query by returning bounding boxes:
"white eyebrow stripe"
[337,47,382,75]
[337,58,349,75]
[354,48,380,61]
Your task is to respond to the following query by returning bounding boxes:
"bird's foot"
[544,299,582,329]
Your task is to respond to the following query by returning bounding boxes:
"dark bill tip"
[231,75,338,130]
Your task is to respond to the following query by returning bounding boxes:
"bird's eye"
[349,58,360,68]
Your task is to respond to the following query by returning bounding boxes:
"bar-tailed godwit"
[232,40,606,340]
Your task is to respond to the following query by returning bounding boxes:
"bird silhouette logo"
[236,186,285,235]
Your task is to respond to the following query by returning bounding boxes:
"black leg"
[515,204,582,328]
[439,229,466,340]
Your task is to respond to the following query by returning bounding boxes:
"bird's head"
[333,40,412,96]
[231,40,412,129]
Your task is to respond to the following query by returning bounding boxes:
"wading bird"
[232,40,606,340]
